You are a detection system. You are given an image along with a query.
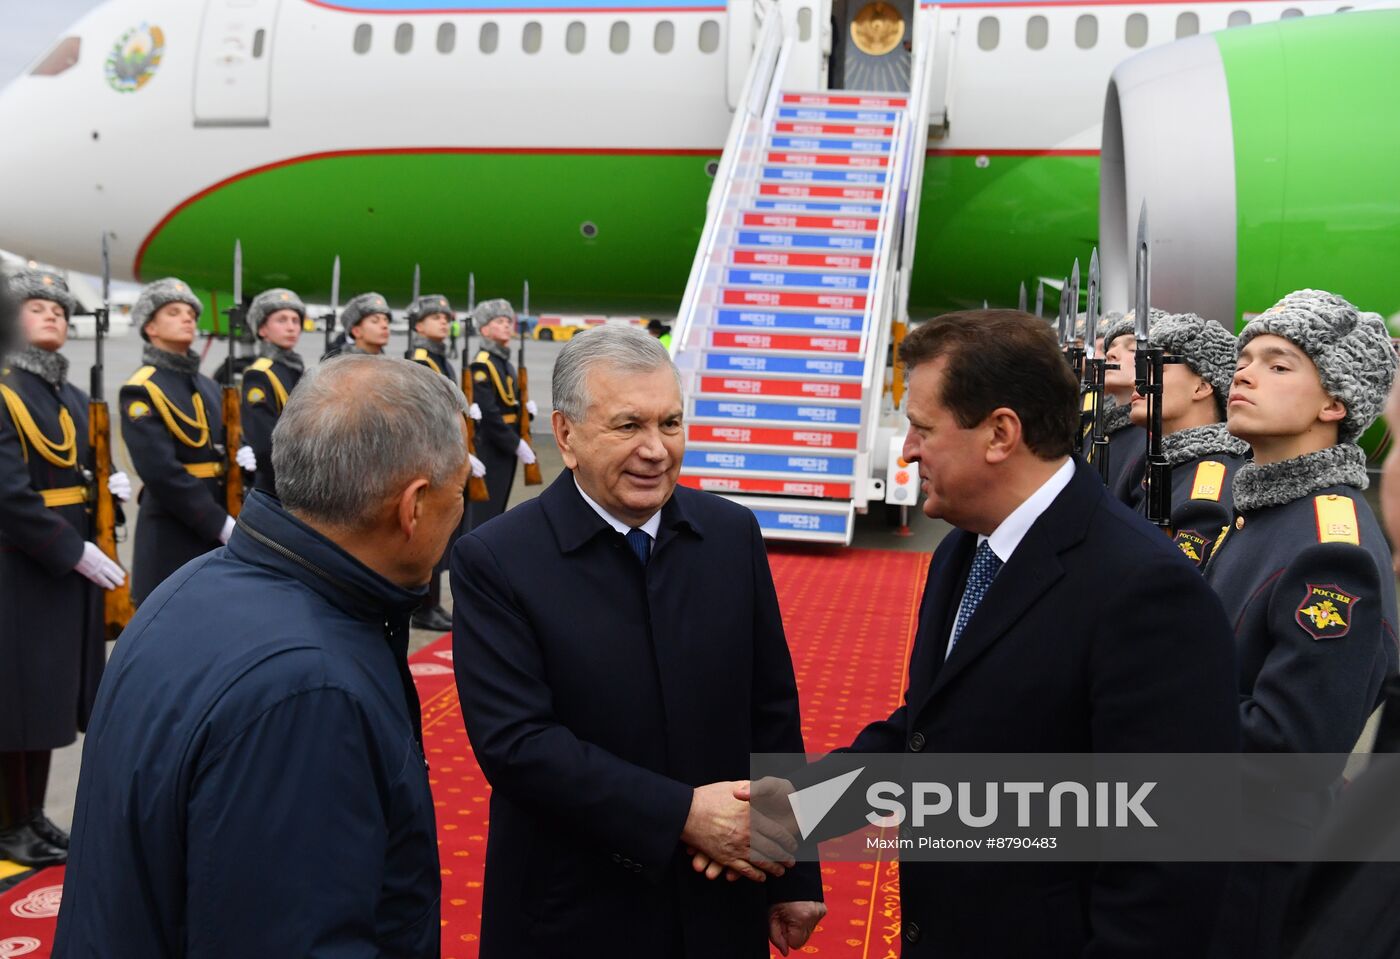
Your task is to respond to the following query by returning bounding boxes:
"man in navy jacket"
[54,356,470,958]
[453,324,824,959]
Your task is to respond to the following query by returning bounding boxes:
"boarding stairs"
[672,7,940,544]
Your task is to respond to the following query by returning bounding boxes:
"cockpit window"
[31,37,81,77]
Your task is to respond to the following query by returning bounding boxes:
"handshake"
[680,778,824,956]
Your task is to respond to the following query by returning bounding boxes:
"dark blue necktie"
[626,528,652,566]
[949,541,1003,654]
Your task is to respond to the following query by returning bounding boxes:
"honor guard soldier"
[468,298,537,529]
[323,292,392,359]
[1125,312,1247,569]
[241,288,306,496]
[408,293,486,631]
[1204,290,1400,959]
[122,278,231,605]
[0,271,130,866]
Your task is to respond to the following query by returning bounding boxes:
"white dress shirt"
[947,457,1075,653]
[574,476,662,541]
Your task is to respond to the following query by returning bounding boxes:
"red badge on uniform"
[1295,584,1358,640]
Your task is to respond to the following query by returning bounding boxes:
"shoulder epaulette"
[249,358,274,373]
[125,365,156,387]
[1314,494,1360,545]
[414,348,429,361]
[474,350,490,364]
[1190,461,1227,502]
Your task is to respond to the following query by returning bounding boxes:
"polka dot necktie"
[949,541,1003,655]
[626,528,652,566]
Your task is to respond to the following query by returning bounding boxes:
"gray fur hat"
[408,294,454,325]
[1240,289,1399,443]
[134,277,202,341]
[472,298,516,329]
[248,288,305,330]
[341,292,391,331]
[1102,307,1171,350]
[9,269,77,319]
[1149,313,1238,402]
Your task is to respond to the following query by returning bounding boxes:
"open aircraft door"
[194,0,280,127]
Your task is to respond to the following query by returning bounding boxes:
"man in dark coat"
[240,287,307,497]
[1204,290,1399,959]
[467,298,537,529]
[0,270,129,867]
[831,311,1240,957]
[452,324,824,959]
[54,355,469,957]
[120,278,231,604]
[408,293,485,632]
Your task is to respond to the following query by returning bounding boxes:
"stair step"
[696,373,864,398]
[724,268,871,291]
[721,289,867,312]
[740,212,880,233]
[712,329,864,354]
[782,91,908,108]
[702,352,865,376]
[767,152,890,169]
[732,250,875,270]
[769,137,892,154]
[693,397,863,426]
[777,106,901,124]
[774,120,895,138]
[737,231,877,251]
[752,199,883,214]
[681,476,857,504]
[714,308,866,333]
[688,423,860,450]
[684,448,857,479]
[762,167,887,185]
[759,183,885,201]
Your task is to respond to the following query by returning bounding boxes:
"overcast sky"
[0,0,105,86]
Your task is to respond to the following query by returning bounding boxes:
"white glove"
[515,439,537,465]
[75,542,124,590]
[107,470,132,503]
[236,445,257,471]
[220,515,236,544]
[468,403,482,421]
[525,400,539,417]
[469,453,487,478]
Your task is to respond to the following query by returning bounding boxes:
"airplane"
[0,0,1397,331]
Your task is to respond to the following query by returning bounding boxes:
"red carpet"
[0,546,928,958]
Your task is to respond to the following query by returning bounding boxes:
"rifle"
[1134,201,1174,528]
[1083,248,1111,483]
[222,241,245,517]
[406,263,420,359]
[517,281,542,486]
[460,273,489,502]
[89,232,134,638]
[321,255,340,356]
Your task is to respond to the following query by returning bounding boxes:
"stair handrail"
[895,8,941,336]
[672,12,790,365]
[853,8,942,494]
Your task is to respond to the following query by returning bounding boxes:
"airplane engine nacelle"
[1100,8,1400,332]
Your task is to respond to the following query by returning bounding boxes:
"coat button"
[909,732,926,752]
[904,922,922,944]
[1235,516,1245,530]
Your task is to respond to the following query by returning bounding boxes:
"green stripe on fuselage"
[140,150,1099,321]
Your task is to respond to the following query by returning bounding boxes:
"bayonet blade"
[1069,258,1080,331]
[468,273,476,313]
[1035,280,1044,318]
[100,232,111,306]
[412,264,421,304]
[1018,282,1027,313]
[1135,199,1150,343]
[523,280,530,320]
[1058,277,1071,345]
[330,256,341,313]
[1085,248,1100,359]
[233,240,243,309]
